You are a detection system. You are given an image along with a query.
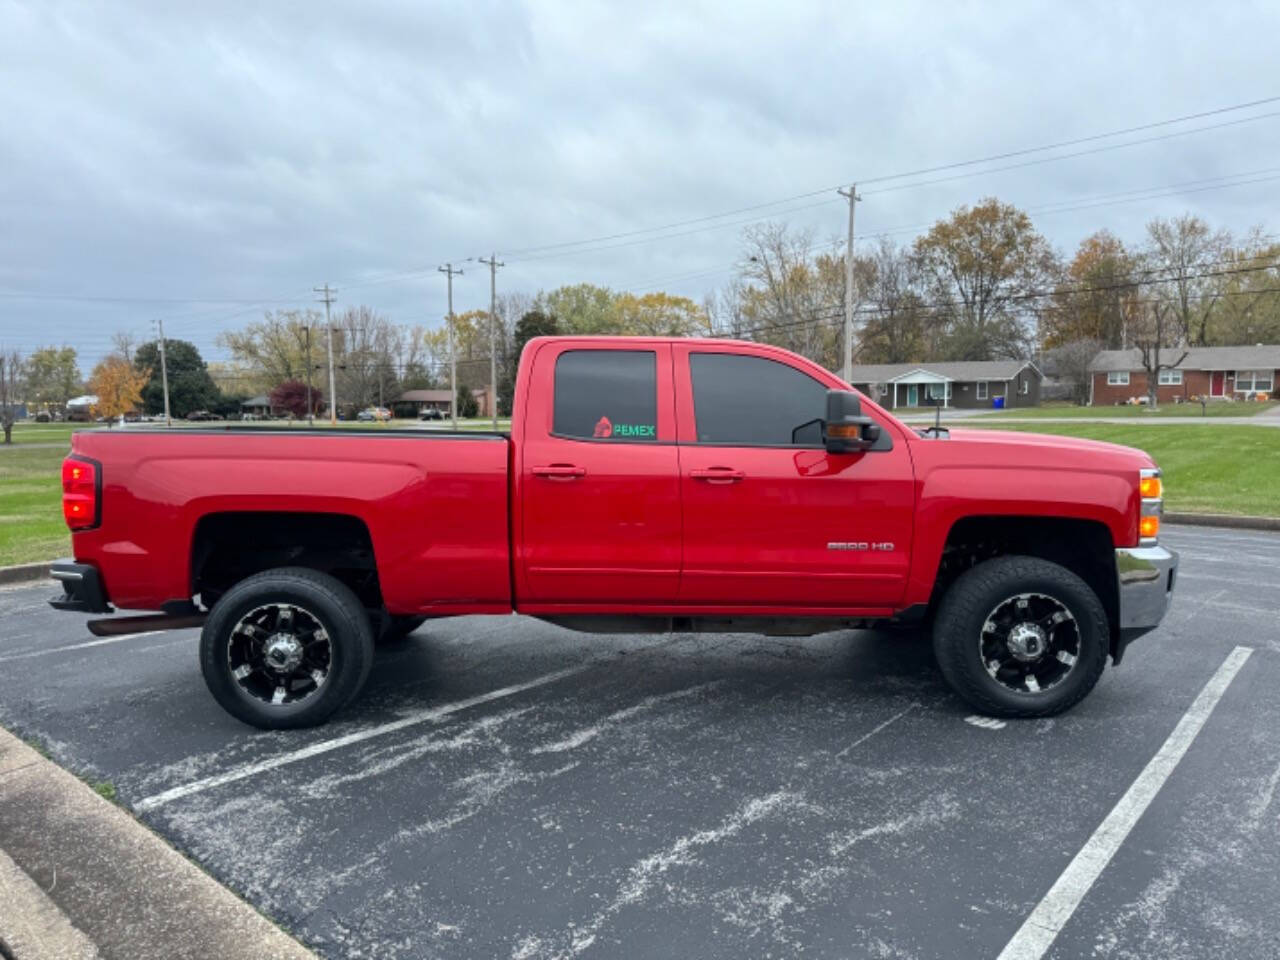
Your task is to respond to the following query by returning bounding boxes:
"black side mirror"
[823,390,881,453]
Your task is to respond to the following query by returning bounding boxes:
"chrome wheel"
[227,602,332,706]
[978,592,1080,694]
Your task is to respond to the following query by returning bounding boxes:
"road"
[0,526,1277,959]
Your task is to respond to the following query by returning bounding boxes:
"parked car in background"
[35,410,52,423]
[357,407,392,422]
[419,407,445,420]
[185,410,219,421]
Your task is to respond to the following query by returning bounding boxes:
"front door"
[674,345,915,608]
[906,384,918,407]
[1210,371,1225,397]
[518,343,681,604]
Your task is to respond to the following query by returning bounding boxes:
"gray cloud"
[2,0,1278,367]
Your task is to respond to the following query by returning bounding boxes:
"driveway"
[0,526,1276,959]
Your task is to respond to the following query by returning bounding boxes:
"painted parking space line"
[995,645,1253,960]
[135,664,590,812]
[0,631,163,663]
[835,703,918,758]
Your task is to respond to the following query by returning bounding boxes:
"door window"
[689,353,828,446]
[552,350,658,441]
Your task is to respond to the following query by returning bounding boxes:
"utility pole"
[303,326,314,425]
[155,318,171,427]
[438,263,464,429]
[314,284,338,425]
[837,184,860,383]
[478,253,504,429]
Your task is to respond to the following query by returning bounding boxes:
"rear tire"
[933,555,1108,718]
[199,567,375,729]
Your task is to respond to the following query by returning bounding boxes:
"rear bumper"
[1113,545,1178,662]
[48,559,112,614]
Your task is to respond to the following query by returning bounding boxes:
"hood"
[936,428,1155,470]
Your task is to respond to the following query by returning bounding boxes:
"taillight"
[62,456,100,530]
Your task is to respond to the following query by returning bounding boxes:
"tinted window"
[553,350,658,441]
[690,353,828,445]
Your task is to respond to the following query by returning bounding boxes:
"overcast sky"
[2,0,1279,370]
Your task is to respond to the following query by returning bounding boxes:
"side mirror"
[823,390,881,453]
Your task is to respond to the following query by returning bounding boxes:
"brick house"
[1087,346,1280,405]
[848,360,1043,410]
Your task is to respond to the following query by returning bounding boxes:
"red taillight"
[62,457,99,530]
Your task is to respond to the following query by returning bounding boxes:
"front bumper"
[48,559,112,614]
[1113,544,1178,662]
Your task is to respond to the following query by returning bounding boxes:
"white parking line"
[995,645,1253,960]
[0,632,163,663]
[835,703,918,758]
[135,664,589,812]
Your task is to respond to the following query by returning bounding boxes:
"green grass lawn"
[972,422,1280,516]
[0,445,69,566]
[979,400,1279,419]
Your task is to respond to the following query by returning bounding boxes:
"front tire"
[933,556,1108,718]
[199,567,375,729]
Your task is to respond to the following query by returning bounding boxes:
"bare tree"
[1145,215,1230,347]
[1132,302,1188,408]
[856,238,928,364]
[1044,338,1102,405]
[1,349,26,444]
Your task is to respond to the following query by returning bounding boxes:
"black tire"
[199,567,375,729]
[932,555,1108,718]
[377,615,427,644]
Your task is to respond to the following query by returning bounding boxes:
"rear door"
[517,341,681,604]
[674,344,915,608]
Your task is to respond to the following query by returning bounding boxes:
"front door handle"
[532,464,587,478]
[690,467,745,483]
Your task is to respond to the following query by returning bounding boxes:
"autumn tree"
[218,310,322,392]
[913,198,1058,360]
[88,356,149,425]
[613,292,710,337]
[134,339,220,417]
[0,349,24,444]
[269,379,321,418]
[1045,231,1138,349]
[1205,238,1280,346]
[536,284,619,334]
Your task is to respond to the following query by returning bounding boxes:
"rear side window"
[553,350,658,441]
[690,353,828,446]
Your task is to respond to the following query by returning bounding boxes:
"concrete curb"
[0,845,99,959]
[0,727,318,960]
[1164,512,1280,532]
[0,563,52,586]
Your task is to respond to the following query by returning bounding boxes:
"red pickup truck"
[51,336,1177,728]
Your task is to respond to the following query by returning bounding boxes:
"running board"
[86,614,206,637]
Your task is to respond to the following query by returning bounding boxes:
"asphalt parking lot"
[1,525,1277,960]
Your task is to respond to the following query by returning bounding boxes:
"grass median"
[0,445,68,566]
[971,422,1280,517]
[981,400,1278,419]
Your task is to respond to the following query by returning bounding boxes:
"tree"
[1,349,24,444]
[23,346,81,414]
[134,339,220,417]
[913,198,1058,360]
[1145,215,1230,347]
[87,356,149,425]
[456,384,478,418]
[613,292,711,337]
[536,284,618,334]
[1044,231,1138,349]
[1204,238,1280,346]
[856,238,928,364]
[1043,338,1102,405]
[218,310,322,393]
[269,379,321,419]
[498,310,560,415]
[1132,302,1188,408]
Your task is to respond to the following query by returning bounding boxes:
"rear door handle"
[532,464,587,478]
[690,467,745,482]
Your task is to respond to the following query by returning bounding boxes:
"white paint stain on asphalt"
[135,664,589,811]
[965,715,1007,730]
[996,645,1254,960]
[835,702,918,758]
[0,631,163,662]
[530,681,723,755]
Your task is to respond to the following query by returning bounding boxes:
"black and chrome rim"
[979,592,1080,694]
[227,603,332,706]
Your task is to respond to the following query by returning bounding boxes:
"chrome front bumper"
[1113,545,1178,659]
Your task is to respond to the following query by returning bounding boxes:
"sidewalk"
[0,727,317,960]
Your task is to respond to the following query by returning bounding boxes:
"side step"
[87,614,206,637]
